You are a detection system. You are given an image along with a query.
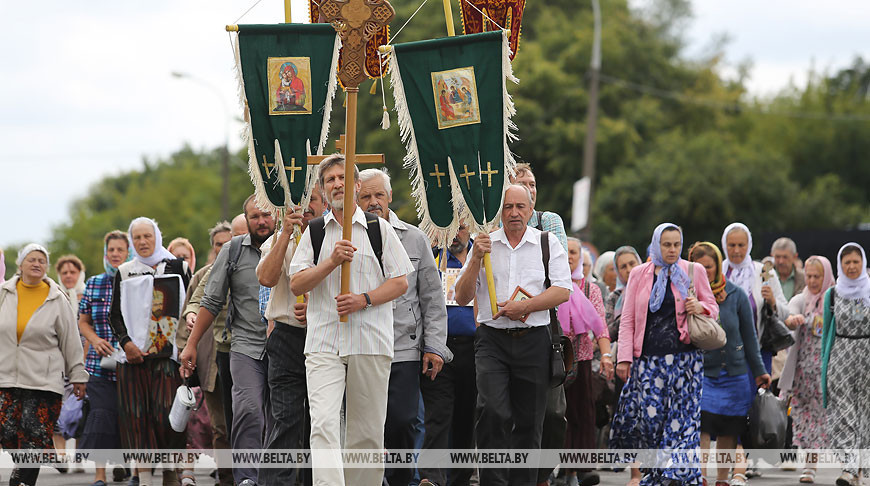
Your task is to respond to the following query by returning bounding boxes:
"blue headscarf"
[647,223,691,312]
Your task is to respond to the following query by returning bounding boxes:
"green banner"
[235,24,339,209]
[390,31,517,245]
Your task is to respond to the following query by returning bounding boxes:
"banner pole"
[442,0,455,36]
[483,252,498,315]
[339,87,360,323]
[284,0,292,23]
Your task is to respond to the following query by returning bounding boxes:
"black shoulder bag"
[542,231,574,388]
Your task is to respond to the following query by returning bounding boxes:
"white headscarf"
[16,243,50,268]
[835,242,870,306]
[127,217,176,267]
[721,222,755,297]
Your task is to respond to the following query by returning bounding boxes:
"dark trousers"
[420,336,477,486]
[475,325,550,486]
[260,323,311,486]
[384,360,421,486]
[216,350,234,442]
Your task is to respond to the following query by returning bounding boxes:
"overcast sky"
[1,0,868,250]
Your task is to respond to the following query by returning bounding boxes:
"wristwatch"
[363,292,372,310]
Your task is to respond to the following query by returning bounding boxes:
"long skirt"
[0,387,63,450]
[117,357,186,450]
[610,351,703,486]
[79,374,122,460]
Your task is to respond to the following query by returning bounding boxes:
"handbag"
[686,263,727,350]
[759,301,795,353]
[542,231,574,388]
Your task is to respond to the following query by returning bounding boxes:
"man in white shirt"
[290,154,413,486]
[454,184,571,486]
[256,183,327,486]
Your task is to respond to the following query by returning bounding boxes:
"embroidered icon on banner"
[431,66,481,129]
[268,57,313,115]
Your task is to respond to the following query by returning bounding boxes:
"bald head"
[231,213,248,236]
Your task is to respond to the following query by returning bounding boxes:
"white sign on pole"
[571,177,590,232]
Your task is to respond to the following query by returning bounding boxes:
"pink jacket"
[617,259,719,363]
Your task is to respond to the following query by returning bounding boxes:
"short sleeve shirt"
[289,207,413,357]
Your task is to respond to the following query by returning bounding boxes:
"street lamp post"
[581,0,601,239]
[171,71,232,221]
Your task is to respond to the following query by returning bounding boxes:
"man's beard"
[330,196,344,210]
[449,240,465,254]
[249,226,274,245]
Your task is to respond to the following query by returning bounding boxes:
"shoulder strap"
[541,231,551,289]
[309,216,326,265]
[535,210,543,231]
[829,286,836,314]
[226,235,245,279]
[364,212,385,276]
[541,231,561,345]
[583,279,590,297]
[309,214,384,275]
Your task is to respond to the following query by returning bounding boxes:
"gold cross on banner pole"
[429,164,446,188]
[307,134,385,165]
[318,0,395,322]
[480,161,498,187]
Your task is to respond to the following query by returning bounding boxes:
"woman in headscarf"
[779,256,834,483]
[168,237,197,274]
[821,243,870,486]
[78,231,132,486]
[110,217,191,486]
[593,250,617,294]
[721,223,790,373]
[560,237,613,486]
[689,242,770,486]
[610,224,718,486]
[0,244,88,486]
[55,255,86,312]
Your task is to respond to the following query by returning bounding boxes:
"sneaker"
[238,480,258,486]
[419,480,438,486]
[744,468,761,479]
[91,481,108,486]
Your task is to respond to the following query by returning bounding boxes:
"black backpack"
[309,211,385,275]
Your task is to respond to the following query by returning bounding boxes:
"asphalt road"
[0,461,847,486]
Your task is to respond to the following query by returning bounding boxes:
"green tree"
[48,146,253,276]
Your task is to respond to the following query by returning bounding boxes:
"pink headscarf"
[801,255,835,317]
[557,264,606,337]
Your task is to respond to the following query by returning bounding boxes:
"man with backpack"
[290,154,413,486]
[180,194,276,486]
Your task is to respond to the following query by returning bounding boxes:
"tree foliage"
[23,0,870,274]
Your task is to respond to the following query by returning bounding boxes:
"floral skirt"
[610,351,703,486]
[0,387,63,451]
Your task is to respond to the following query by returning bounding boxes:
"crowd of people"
[1,157,869,486]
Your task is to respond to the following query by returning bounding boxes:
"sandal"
[800,468,816,484]
[731,473,748,486]
[836,471,858,486]
[715,481,730,486]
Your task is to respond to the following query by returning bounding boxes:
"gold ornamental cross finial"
[318,0,396,88]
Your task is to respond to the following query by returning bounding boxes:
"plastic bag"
[57,394,89,440]
[747,389,787,449]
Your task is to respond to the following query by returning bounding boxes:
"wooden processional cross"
[308,0,395,321]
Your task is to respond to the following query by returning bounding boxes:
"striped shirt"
[289,206,413,357]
